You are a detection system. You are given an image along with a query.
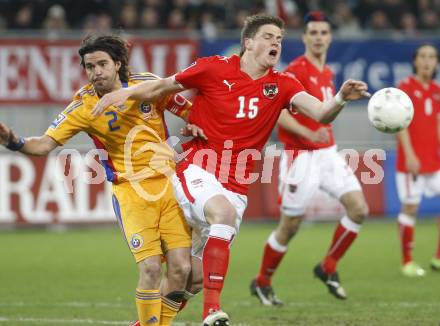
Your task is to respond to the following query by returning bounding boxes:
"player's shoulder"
[285,56,308,72]
[431,79,440,90]
[129,72,160,84]
[75,83,95,100]
[278,69,301,83]
[396,76,413,91]
[195,54,238,68]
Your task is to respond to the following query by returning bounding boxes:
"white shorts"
[279,145,361,216]
[171,164,247,258]
[396,171,440,205]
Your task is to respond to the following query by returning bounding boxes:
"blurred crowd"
[0,0,439,38]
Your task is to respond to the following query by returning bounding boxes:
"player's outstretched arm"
[278,109,330,143]
[92,76,183,116]
[292,79,370,124]
[0,123,58,156]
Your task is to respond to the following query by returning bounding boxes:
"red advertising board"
[0,151,385,225]
[0,38,199,105]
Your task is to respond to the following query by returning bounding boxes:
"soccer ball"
[367,87,414,133]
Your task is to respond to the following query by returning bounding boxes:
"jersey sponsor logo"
[262,83,278,99]
[414,90,422,98]
[50,113,66,129]
[130,233,144,250]
[223,79,235,91]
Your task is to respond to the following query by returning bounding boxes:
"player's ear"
[244,37,253,51]
[115,61,121,71]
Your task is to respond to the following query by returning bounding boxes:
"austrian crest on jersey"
[262,83,279,99]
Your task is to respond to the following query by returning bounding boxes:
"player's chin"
[266,56,278,67]
[93,84,110,95]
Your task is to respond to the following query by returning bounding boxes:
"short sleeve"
[282,73,306,109]
[174,57,212,90]
[45,100,89,145]
[157,93,192,119]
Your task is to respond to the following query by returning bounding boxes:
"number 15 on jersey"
[236,96,259,119]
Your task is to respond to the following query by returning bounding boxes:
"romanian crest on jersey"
[262,83,278,99]
[130,234,144,250]
[139,102,154,120]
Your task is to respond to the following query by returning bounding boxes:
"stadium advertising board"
[201,38,440,93]
[0,153,114,224]
[0,38,198,105]
[0,151,387,225]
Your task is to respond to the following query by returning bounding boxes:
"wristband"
[334,92,347,106]
[6,137,25,151]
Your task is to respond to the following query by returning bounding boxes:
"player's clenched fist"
[339,79,370,101]
[0,123,12,145]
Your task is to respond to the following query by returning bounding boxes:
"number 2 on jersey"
[236,96,259,119]
[105,111,120,131]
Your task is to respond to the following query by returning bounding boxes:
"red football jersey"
[396,76,440,173]
[278,55,335,150]
[174,55,305,195]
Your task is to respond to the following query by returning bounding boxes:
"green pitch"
[0,219,439,326]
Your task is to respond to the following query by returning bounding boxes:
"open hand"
[339,79,371,101]
[180,123,208,141]
[92,88,131,116]
[309,127,331,143]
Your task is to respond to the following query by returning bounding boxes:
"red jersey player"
[396,43,440,277]
[93,14,369,326]
[251,11,369,305]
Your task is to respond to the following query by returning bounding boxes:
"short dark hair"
[78,34,130,83]
[303,10,331,32]
[240,14,284,57]
[412,43,439,79]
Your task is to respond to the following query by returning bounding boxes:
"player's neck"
[415,74,431,87]
[240,54,270,80]
[305,52,326,71]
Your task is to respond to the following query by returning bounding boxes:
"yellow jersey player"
[0,34,203,326]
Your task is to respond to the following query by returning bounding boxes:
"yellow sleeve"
[157,93,192,120]
[45,100,89,145]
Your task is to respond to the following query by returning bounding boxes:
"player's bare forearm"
[318,98,345,124]
[278,109,314,140]
[19,136,58,156]
[397,129,416,158]
[293,79,370,123]
[291,92,343,124]
[93,77,183,116]
[0,123,57,156]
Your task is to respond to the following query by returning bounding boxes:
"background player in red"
[93,14,369,326]
[251,11,369,304]
[396,43,440,277]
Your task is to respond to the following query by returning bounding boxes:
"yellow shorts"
[112,177,191,263]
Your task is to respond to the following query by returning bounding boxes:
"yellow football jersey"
[45,73,191,183]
